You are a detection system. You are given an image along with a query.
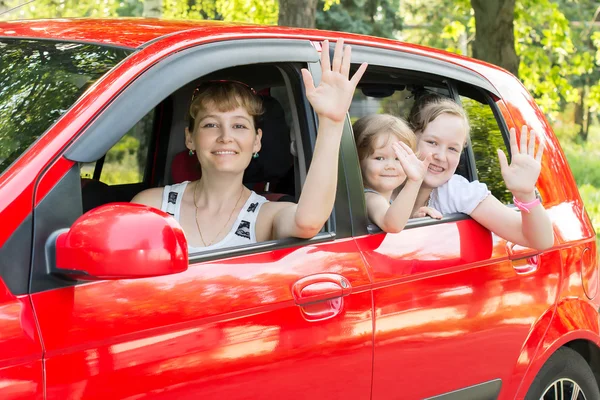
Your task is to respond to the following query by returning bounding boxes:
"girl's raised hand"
[392,141,432,183]
[301,39,368,124]
[496,125,544,199]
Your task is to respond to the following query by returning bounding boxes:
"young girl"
[353,114,441,233]
[408,95,554,250]
[132,40,368,252]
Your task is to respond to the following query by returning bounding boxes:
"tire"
[525,347,600,400]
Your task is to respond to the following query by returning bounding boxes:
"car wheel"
[525,347,600,400]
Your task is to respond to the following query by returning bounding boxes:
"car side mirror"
[46,203,188,281]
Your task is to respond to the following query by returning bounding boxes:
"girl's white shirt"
[429,175,490,215]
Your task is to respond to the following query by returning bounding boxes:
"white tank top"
[160,181,268,253]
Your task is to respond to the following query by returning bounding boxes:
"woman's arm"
[471,126,553,250]
[272,39,367,239]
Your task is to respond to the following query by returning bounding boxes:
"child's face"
[360,132,407,193]
[416,113,467,189]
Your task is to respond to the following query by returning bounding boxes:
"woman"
[132,39,367,252]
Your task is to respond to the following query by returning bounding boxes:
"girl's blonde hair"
[188,81,264,131]
[353,114,416,161]
[408,95,470,142]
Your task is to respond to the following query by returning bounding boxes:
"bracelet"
[513,196,541,213]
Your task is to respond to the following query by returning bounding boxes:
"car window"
[350,88,414,123]
[460,95,512,204]
[0,39,132,177]
[347,63,513,232]
[80,110,154,185]
[78,62,329,257]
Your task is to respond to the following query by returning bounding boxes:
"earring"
[253,152,259,159]
[189,149,195,156]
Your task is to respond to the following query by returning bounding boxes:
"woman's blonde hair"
[408,95,470,142]
[188,81,264,131]
[353,114,416,161]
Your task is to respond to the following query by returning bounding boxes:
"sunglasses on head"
[191,79,257,102]
[188,80,260,130]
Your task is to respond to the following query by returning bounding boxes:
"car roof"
[0,18,262,48]
[0,18,511,87]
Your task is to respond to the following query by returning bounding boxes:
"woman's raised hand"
[392,141,432,183]
[301,39,368,124]
[496,125,544,199]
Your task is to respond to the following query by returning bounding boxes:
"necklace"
[193,181,245,247]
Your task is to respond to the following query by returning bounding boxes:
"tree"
[143,0,162,17]
[401,0,600,121]
[470,0,519,76]
[316,0,402,39]
[278,0,319,27]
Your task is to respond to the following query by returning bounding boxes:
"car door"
[346,45,562,399]
[0,231,43,399]
[28,37,374,399]
[0,143,44,400]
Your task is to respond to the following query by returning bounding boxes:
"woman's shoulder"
[131,182,189,209]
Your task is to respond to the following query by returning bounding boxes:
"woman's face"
[360,132,406,194]
[185,103,262,175]
[417,113,467,189]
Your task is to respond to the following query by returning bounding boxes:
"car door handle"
[292,273,352,306]
[507,242,540,274]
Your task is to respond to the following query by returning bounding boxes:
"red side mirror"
[52,203,188,280]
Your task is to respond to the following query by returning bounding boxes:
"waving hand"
[392,141,432,183]
[301,40,368,123]
[496,125,544,199]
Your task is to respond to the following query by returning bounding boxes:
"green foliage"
[316,0,403,39]
[579,184,600,237]
[400,0,472,54]
[401,0,600,121]
[3,0,279,23]
[101,152,143,185]
[4,0,122,18]
[0,39,130,174]
[463,97,513,204]
[557,123,600,238]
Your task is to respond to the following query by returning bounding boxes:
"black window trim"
[349,45,501,99]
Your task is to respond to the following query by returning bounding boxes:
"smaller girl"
[353,114,441,233]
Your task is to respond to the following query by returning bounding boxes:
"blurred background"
[1,0,599,235]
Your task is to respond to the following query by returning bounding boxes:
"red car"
[0,18,598,400]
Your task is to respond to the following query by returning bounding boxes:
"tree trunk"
[278,0,319,28]
[583,108,591,142]
[575,85,585,139]
[471,0,519,77]
[143,0,163,18]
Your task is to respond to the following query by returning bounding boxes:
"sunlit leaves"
[317,0,403,39]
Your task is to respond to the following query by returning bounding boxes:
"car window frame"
[61,38,351,262]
